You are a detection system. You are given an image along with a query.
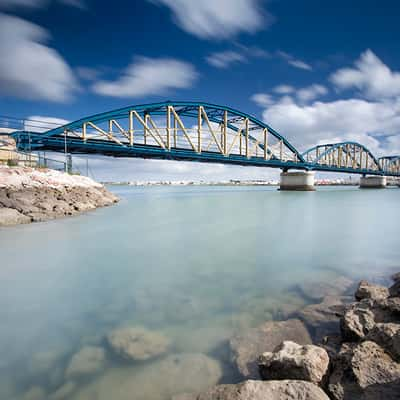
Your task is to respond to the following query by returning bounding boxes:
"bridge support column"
[359,175,387,189]
[279,171,315,191]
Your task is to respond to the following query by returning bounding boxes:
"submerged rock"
[258,341,329,384]
[355,280,389,301]
[298,276,355,302]
[296,295,351,342]
[70,353,222,400]
[107,326,170,361]
[230,319,312,379]
[182,380,330,400]
[20,386,46,400]
[49,381,77,400]
[65,346,106,378]
[328,341,400,400]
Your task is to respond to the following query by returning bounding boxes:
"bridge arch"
[302,142,382,173]
[38,101,305,164]
[379,156,400,174]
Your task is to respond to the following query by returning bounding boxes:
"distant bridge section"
[7,101,400,180]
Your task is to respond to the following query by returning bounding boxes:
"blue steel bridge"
[11,101,400,177]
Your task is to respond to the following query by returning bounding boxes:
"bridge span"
[9,101,400,190]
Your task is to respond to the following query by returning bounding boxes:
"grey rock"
[391,272,400,283]
[194,380,330,400]
[230,319,312,379]
[258,341,330,384]
[366,323,400,361]
[107,326,170,361]
[340,300,376,341]
[355,280,389,301]
[328,341,400,400]
[389,280,400,297]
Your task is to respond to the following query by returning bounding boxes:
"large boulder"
[328,341,400,400]
[296,296,351,342]
[189,380,330,400]
[355,280,389,301]
[391,272,400,283]
[106,326,170,361]
[65,346,106,378]
[258,341,329,384]
[230,319,312,379]
[366,323,400,362]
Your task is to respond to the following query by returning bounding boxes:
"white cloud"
[331,49,400,100]
[277,51,312,71]
[0,13,78,102]
[24,116,70,132]
[92,56,198,98]
[250,93,274,107]
[260,96,400,156]
[274,84,295,94]
[296,84,328,102]
[149,0,270,40]
[206,50,245,68]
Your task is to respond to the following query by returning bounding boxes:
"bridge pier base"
[359,175,387,189]
[279,171,315,191]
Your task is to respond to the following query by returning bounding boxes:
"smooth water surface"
[0,185,399,399]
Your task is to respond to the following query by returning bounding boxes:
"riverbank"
[0,166,118,226]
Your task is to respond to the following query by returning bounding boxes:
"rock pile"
[187,273,400,400]
[0,166,118,226]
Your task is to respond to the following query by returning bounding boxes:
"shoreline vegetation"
[0,166,118,227]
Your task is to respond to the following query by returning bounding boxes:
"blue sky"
[0,0,400,181]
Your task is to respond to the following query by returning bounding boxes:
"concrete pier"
[359,175,387,189]
[279,171,315,191]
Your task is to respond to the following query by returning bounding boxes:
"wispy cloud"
[92,56,198,98]
[149,0,271,40]
[206,50,246,69]
[277,51,312,71]
[206,45,268,69]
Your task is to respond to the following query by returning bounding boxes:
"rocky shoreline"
[0,166,118,226]
[179,272,400,400]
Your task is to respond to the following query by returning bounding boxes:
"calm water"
[0,185,399,399]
